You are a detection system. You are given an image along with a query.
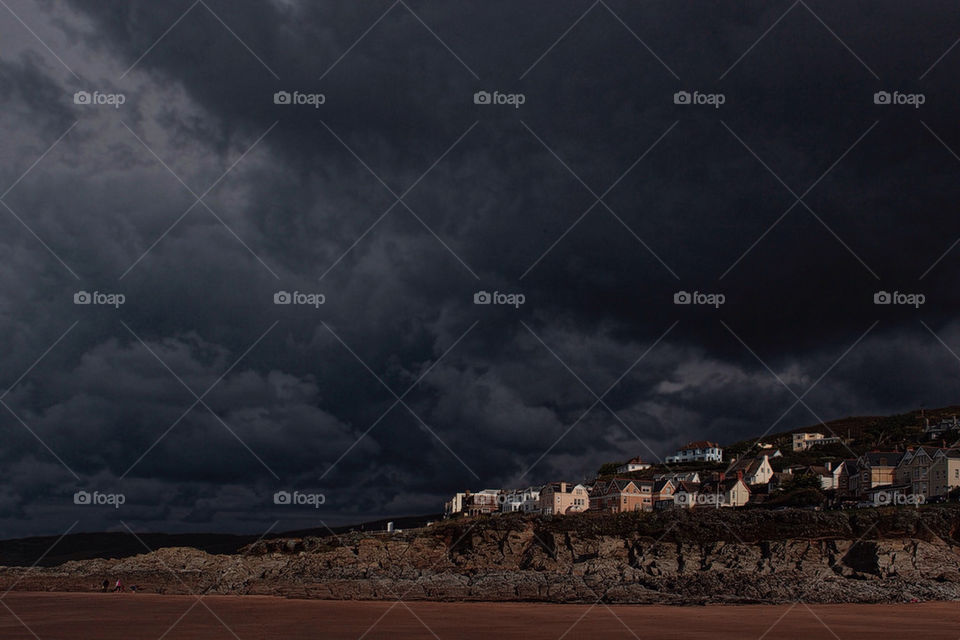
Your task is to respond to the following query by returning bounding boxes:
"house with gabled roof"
[725,454,774,485]
[699,475,751,508]
[590,479,646,512]
[835,460,859,497]
[539,482,589,515]
[896,446,940,498]
[672,481,702,509]
[675,475,750,508]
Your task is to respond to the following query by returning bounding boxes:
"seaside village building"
[615,456,652,474]
[589,479,675,513]
[923,415,959,440]
[664,441,723,464]
[724,454,774,486]
[673,474,750,509]
[792,432,842,452]
[499,487,542,514]
[896,447,960,499]
[443,424,960,518]
[539,482,590,515]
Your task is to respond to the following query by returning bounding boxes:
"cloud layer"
[0,0,959,536]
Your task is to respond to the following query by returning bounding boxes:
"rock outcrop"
[4,507,960,604]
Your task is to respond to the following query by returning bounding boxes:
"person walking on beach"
[101,579,108,592]
[113,578,123,592]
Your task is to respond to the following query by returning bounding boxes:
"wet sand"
[0,592,957,639]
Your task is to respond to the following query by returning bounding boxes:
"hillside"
[726,405,960,456]
[3,507,960,604]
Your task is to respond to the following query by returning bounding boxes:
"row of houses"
[444,482,591,517]
[445,443,960,518]
[841,447,960,502]
[444,471,755,517]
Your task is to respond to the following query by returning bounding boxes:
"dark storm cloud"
[1,0,960,536]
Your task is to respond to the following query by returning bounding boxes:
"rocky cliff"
[4,507,960,604]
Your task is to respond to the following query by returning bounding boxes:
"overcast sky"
[1,0,960,538]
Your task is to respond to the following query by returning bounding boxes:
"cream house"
[725,454,774,485]
[539,482,589,515]
[931,449,960,497]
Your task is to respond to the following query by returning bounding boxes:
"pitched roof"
[653,479,674,492]
[726,455,767,475]
[701,477,750,493]
[806,465,833,477]
[683,440,720,449]
[590,478,641,496]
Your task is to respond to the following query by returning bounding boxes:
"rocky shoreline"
[3,507,960,604]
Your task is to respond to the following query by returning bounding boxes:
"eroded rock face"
[4,508,960,604]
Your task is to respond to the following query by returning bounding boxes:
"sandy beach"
[0,593,957,639]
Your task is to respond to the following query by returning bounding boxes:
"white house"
[665,441,723,464]
[615,456,652,474]
[444,492,468,517]
[500,486,542,514]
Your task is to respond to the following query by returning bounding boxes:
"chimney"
[736,470,743,481]
[559,482,567,493]
[825,461,832,471]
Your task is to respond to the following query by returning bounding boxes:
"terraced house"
[896,447,939,498]
[896,447,960,499]
[590,479,648,513]
[590,479,675,513]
